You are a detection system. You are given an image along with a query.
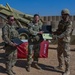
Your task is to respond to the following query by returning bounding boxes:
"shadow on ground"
[15,59,27,68]
[0,59,6,74]
[15,59,63,74]
[0,53,5,59]
[0,66,6,74]
[39,63,63,74]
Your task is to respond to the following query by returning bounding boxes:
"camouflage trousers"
[57,40,70,71]
[5,45,17,72]
[27,43,40,65]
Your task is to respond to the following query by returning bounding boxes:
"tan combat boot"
[26,65,31,72]
[11,70,16,75]
[54,66,64,71]
[6,70,15,75]
[6,65,15,75]
[32,63,41,70]
[63,70,70,75]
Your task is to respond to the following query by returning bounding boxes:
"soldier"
[53,9,72,75]
[2,15,19,75]
[26,14,43,72]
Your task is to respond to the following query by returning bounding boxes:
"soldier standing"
[53,9,72,75]
[26,14,43,72]
[2,15,19,75]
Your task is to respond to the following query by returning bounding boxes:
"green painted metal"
[0,3,33,28]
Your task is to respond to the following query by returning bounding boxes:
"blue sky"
[0,0,75,16]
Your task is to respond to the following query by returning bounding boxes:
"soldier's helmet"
[61,9,70,15]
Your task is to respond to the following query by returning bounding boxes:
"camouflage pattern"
[2,23,19,74]
[61,9,70,15]
[57,20,72,42]
[56,20,72,72]
[27,21,43,65]
[57,41,70,70]
[2,23,19,44]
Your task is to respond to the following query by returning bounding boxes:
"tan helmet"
[61,9,70,15]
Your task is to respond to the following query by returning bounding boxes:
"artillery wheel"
[17,28,29,40]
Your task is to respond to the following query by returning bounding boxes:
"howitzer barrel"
[0,3,34,28]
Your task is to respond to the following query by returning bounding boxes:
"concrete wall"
[0,16,75,44]
[41,16,75,44]
[41,15,75,34]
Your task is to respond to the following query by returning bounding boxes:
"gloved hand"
[38,31,43,34]
[57,36,64,40]
[52,34,58,40]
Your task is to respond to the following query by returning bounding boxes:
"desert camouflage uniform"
[56,20,72,72]
[27,21,43,65]
[2,23,19,74]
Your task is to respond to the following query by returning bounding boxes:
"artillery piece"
[0,3,43,40]
[0,3,33,27]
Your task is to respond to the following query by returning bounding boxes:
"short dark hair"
[34,14,40,18]
[7,15,14,19]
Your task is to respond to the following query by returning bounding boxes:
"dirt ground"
[0,38,75,75]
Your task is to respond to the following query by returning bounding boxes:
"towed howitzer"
[0,3,43,28]
[0,3,34,28]
[0,3,43,40]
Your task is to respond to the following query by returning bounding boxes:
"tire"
[17,28,29,40]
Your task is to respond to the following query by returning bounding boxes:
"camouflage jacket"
[28,21,43,43]
[28,21,43,36]
[2,23,19,45]
[56,20,73,42]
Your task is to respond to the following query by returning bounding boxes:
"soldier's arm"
[2,25,13,45]
[39,22,44,34]
[52,22,60,35]
[52,28,60,35]
[39,21,43,31]
[29,27,39,35]
[58,22,72,38]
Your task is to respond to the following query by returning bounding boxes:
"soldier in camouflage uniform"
[2,15,19,75]
[26,14,43,72]
[53,9,72,75]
